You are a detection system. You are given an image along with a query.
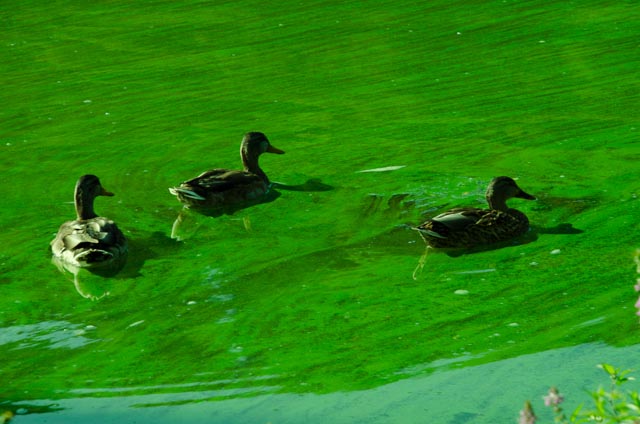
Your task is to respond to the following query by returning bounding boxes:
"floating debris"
[356,165,406,173]
[127,320,145,328]
[454,289,469,295]
[454,268,496,275]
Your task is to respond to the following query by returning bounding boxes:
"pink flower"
[544,387,564,407]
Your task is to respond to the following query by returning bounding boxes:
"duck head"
[486,176,535,211]
[240,132,284,181]
[74,174,114,220]
[241,132,284,157]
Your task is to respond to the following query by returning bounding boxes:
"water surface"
[2,1,639,423]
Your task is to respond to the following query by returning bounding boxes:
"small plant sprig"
[582,363,640,423]
[544,386,567,423]
[519,400,537,424]
[519,364,640,423]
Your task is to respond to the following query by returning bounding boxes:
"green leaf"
[598,363,616,376]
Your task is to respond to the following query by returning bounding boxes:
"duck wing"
[430,207,488,231]
[414,207,491,240]
[181,169,262,193]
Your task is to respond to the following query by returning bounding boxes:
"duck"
[413,176,535,248]
[51,175,127,268]
[169,131,284,210]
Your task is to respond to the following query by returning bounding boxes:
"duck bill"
[516,189,536,200]
[100,187,115,197]
[266,145,285,154]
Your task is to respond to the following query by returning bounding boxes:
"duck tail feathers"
[169,187,206,200]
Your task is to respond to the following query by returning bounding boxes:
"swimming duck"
[414,176,535,248]
[169,132,284,210]
[51,175,127,268]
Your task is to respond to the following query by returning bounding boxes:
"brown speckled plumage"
[414,176,535,248]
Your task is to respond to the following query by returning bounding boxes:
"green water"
[2,1,639,423]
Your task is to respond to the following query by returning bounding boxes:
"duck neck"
[487,196,508,212]
[75,185,97,220]
[241,150,268,183]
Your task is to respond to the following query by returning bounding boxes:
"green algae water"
[2,1,639,423]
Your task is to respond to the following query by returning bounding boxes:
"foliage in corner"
[519,364,640,423]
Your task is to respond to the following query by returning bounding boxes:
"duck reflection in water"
[51,255,122,300]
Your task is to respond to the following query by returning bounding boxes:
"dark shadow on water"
[118,231,180,277]
[531,194,601,215]
[272,178,334,192]
[533,223,584,235]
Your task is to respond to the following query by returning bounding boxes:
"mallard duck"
[169,131,284,210]
[51,175,127,268]
[414,176,535,248]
